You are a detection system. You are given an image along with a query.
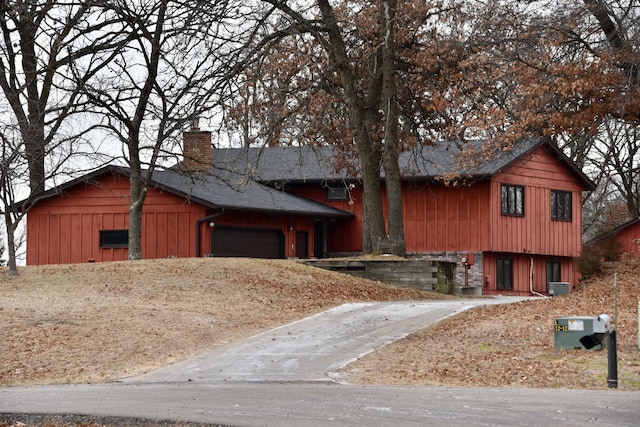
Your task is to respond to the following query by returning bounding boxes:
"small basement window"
[99,229,129,248]
[326,186,348,201]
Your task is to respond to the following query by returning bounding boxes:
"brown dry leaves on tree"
[456,0,640,139]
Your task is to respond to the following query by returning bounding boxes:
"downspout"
[530,257,545,297]
[196,208,224,257]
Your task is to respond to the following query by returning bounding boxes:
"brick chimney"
[182,128,212,173]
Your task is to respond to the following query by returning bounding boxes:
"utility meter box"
[554,316,610,350]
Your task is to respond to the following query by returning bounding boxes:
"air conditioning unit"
[549,282,570,297]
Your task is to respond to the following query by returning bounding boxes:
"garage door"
[210,226,284,259]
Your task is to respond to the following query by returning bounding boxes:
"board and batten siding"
[483,252,577,295]
[293,180,493,255]
[289,184,363,254]
[490,146,584,258]
[402,180,492,253]
[613,222,640,256]
[27,172,323,264]
[26,173,205,264]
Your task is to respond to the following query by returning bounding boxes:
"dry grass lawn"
[0,257,427,386]
[1,256,639,391]
[339,258,640,390]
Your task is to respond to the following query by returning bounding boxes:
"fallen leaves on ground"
[0,258,428,386]
[1,257,638,391]
[338,258,640,390]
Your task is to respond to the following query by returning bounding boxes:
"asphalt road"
[2,382,638,426]
[2,298,639,426]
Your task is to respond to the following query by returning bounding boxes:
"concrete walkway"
[125,297,532,384]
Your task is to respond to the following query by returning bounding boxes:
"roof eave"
[14,165,131,212]
[541,139,597,191]
[587,216,640,244]
[216,205,354,219]
[486,136,596,191]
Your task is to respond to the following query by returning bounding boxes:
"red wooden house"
[23,164,352,263]
[588,217,640,257]
[21,131,595,295]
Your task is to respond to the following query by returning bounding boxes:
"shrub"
[577,235,624,279]
[576,244,603,278]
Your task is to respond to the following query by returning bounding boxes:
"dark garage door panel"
[211,226,284,259]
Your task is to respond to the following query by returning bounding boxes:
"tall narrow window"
[501,184,524,216]
[546,260,561,292]
[551,190,572,221]
[496,258,513,290]
[99,230,129,248]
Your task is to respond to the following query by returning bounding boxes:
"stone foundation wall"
[305,259,458,293]
[319,251,486,295]
[409,252,484,295]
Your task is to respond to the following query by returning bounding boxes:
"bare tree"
[0,1,133,272]
[0,1,132,195]
[0,122,29,275]
[81,0,249,260]
[589,120,640,218]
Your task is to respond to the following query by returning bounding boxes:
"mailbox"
[580,314,611,350]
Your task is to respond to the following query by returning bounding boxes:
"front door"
[296,231,308,259]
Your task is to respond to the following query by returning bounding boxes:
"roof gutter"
[195,208,225,257]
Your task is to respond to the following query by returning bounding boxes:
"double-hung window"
[551,190,572,221]
[501,184,524,216]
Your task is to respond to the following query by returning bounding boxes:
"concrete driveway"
[126,297,530,384]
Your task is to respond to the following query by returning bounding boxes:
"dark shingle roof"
[19,136,594,214]
[586,216,640,245]
[16,165,353,218]
[149,169,352,217]
[209,136,595,189]
[210,145,347,182]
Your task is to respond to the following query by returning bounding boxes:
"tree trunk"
[128,162,147,260]
[127,129,147,260]
[380,0,405,256]
[23,122,46,195]
[4,211,18,276]
[317,0,388,254]
[2,12,47,195]
[124,0,166,261]
[21,22,46,195]
[354,126,386,253]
